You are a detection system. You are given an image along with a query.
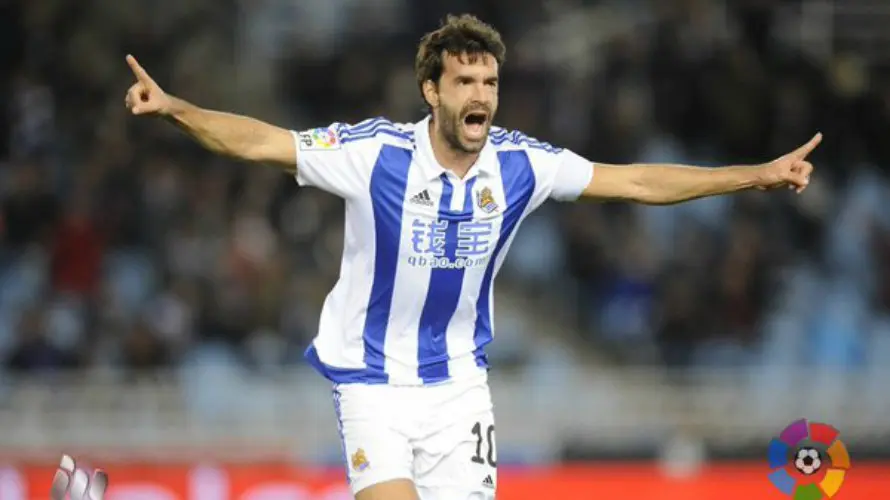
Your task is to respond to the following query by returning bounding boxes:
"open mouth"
[464,112,488,126]
[462,111,489,139]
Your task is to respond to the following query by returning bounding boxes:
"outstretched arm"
[579,133,822,204]
[124,55,296,173]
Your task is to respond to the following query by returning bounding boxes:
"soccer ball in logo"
[767,419,852,498]
[794,447,822,475]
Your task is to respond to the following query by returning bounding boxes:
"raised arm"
[579,133,822,204]
[123,55,296,172]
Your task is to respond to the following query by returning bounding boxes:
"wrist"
[750,163,775,188]
[161,95,188,123]
[162,95,186,118]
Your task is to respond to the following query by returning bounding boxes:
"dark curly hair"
[414,14,506,111]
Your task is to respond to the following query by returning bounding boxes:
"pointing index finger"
[793,132,823,159]
[126,54,152,83]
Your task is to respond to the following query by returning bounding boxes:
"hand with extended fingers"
[124,54,172,117]
[756,133,822,194]
[50,454,108,500]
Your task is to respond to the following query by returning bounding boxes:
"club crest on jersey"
[298,127,340,151]
[351,448,370,472]
[476,187,498,214]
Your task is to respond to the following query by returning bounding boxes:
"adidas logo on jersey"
[410,189,434,207]
[482,475,495,489]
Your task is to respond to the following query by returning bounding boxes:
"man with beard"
[124,14,819,500]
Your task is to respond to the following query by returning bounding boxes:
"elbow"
[629,171,693,205]
[241,137,280,163]
[241,143,267,162]
[246,128,294,166]
[631,188,691,206]
[635,190,690,205]
[628,176,669,205]
[588,166,683,204]
[636,196,675,206]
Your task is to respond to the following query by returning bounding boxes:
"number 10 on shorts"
[471,422,497,468]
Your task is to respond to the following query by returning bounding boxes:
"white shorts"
[332,375,497,499]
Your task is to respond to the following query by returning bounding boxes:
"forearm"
[164,96,293,165]
[597,163,764,205]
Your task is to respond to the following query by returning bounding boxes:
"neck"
[428,118,478,178]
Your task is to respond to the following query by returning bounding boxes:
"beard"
[438,102,491,154]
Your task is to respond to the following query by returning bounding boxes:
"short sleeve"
[527,147,593,204]
[293,123,368,199]
[548,149,594,201]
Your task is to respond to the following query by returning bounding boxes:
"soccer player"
[124,14,819,500]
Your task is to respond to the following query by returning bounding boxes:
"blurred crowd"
[2,0,890,379]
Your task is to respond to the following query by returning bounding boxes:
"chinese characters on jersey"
[408,219,494,269]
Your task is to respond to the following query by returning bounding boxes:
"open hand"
[51,454,107,500]
[124,54,171,116]
[758,133,822,194]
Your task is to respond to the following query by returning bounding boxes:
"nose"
[470,82,488,102]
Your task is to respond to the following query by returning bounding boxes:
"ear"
[422,80,439,109]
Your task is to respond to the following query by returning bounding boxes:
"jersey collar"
[415,115,497,181]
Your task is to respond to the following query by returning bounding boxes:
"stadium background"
[0,0,889,498]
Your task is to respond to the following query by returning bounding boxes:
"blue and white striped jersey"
[293,115,593,386]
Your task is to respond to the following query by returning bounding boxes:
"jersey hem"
[305,344,489,387]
